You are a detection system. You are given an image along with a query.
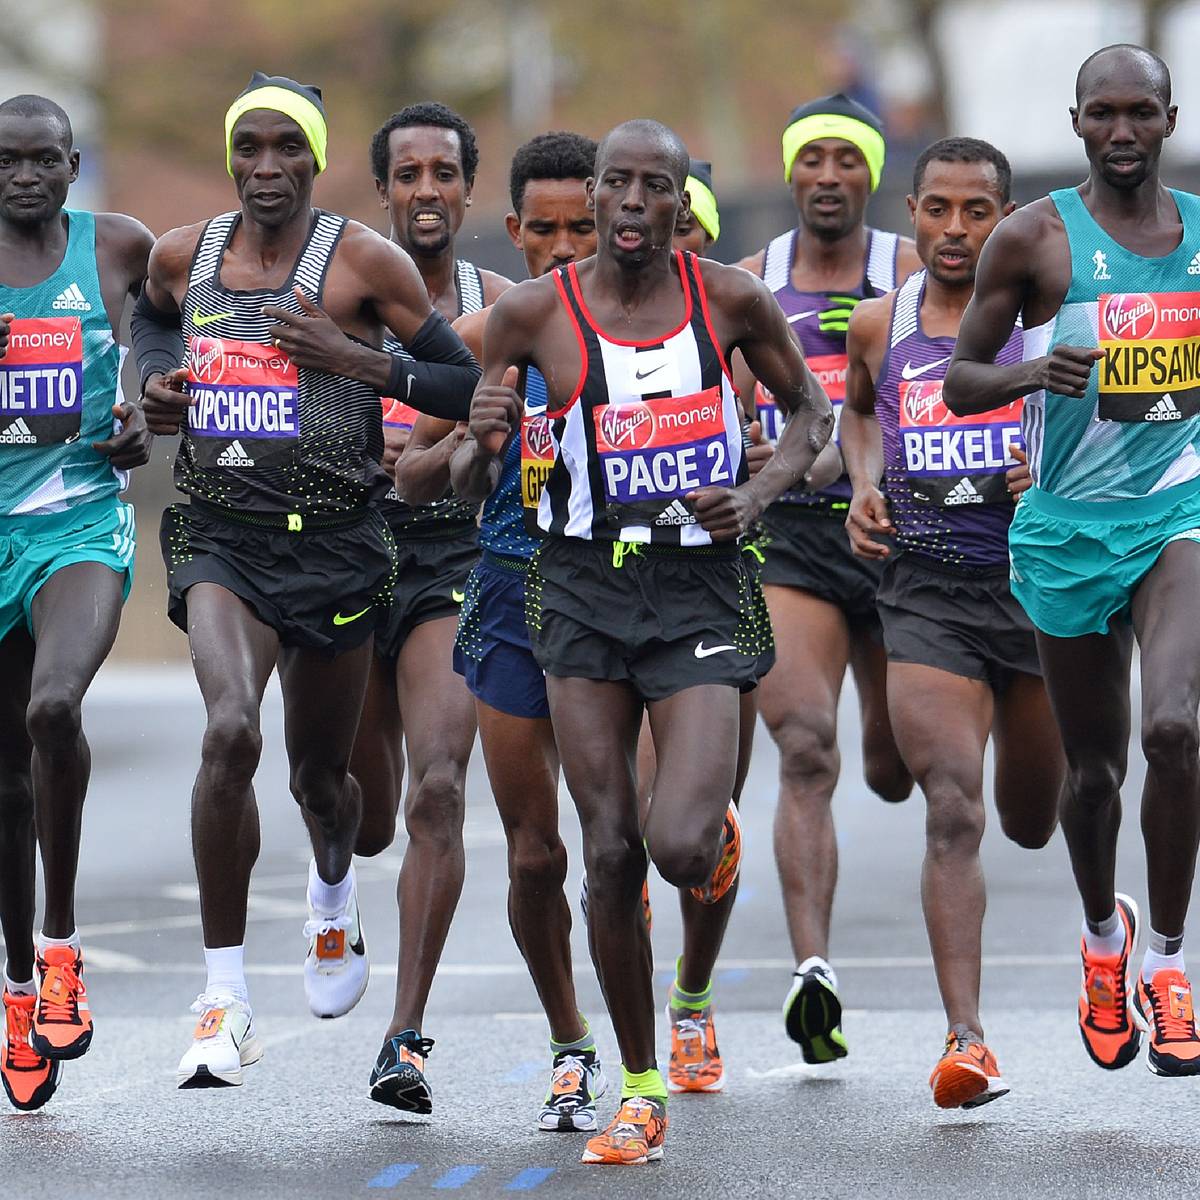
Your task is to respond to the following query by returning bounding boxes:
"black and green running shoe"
[783,958,847,1063]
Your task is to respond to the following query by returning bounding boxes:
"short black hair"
[0,94,72,149]
[509,131,598,213]
[596,119,689,189]
[913,137,1012,204]
[370,101,479,185]
[1076,44,1171,106]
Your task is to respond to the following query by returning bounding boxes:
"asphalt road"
[1,663,1195,1199]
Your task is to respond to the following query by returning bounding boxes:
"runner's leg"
[991,672,1064,851]
[350,656,403,857]
[847,629,913,803]
[0,630,35,983]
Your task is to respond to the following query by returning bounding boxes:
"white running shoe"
[176,993,262,1088]
[303,863,369,1019]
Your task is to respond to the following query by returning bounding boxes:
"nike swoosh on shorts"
[694,642,736,659]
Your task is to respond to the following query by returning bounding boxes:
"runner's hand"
[846,486,893,560]
[1038,345,1103,398]
[382,423,410,472]
[468,368,520,457]
[93,402,153,468]
[0,312,13,361]
[141,368,191,434]
[1006,443,1031,501]
[262,286,357,375]
[687,483,762,541]
[745,419,773,478]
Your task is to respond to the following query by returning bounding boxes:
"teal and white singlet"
[1011,186,1200,636]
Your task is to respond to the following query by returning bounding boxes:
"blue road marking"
[718,967,749,985]
[506,1168,556,1191]
[368,1163,419,1188]
[433,1166,484,1189]
[503,1060,544,1084]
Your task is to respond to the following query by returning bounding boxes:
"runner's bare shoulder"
[147,222,207,298]
[453,306,489,360]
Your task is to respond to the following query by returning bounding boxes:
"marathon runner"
[737,94,918,1060]
[0,95,153,1111]
[134,73,479,1089]
[476,118,833,1165]
[842,136,1064,1107]
[948,44,1200,1078]
[370,130,600,1121]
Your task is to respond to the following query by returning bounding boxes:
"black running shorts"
[526,537,775,700]
[375,525,479,663]
[876,553,1041,692]
[160,502,397,654]
[754,503,882,629]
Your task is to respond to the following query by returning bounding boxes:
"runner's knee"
[583,834,646,895]
[770,711,838,794]
[923,777,985,857]
[998,803,1056,850]
[509,827,568,897]
[354,806,397,858]
[289,758,350,818]
[1141,711,1200,778]
[1067,757,1124,814]
[862,741,913,803]
[403,763,465,849]
[25,690,82,751]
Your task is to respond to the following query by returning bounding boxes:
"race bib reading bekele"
[1097,292,1200,423]
[0,317,83,447]
[899,379,1023,507]
[187,336,299,469]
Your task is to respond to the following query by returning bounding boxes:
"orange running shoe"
[690,803,741,906]
[928,1031,1009,1109]
[31,946,91,1060]
[666,998,724,1093]
[1077,893,1141,1071]
[1133,968,1200,1076]
[2,991,61,1111]
[581,1096,667,1165]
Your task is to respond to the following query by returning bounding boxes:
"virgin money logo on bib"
[521,413,555,527]
[0,317,84,446]
[1100,293,1158,341]
[598,402,655,451]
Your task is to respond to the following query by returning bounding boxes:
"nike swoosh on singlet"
[333,607,371,626]
[694,642,737,659]
[900,356,952,381]
[193,311,235,328]
[787,310,820,324]
[634,363,667,381]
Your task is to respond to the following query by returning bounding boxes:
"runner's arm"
[137,226,196,435]
[393,414,463,505]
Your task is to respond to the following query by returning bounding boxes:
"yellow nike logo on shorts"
[193,311,235,328]
[333,606,371,626]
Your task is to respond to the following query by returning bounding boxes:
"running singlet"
[538,251,745,546]
[379,259,484,534]
[877,270,1024,569]
[478,366,547,558]
[177,210,389,515]
[0,210,126,516]
[758,226,899,508]
[1023,187,1200,501]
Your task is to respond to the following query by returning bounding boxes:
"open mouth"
[936,247,969,268]
[811,194,844,213]
[412,210,445,230]
[614,223,646,250]
[251,191,286,205]
[1106,154,1142,173]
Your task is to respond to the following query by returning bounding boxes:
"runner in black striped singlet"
[473,119,834,1166]
[136,75,480,1091]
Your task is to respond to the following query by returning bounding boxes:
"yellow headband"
[782,114,885,191]
[685,175,720,243]
[225,85,328,176]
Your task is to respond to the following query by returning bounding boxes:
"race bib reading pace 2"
[0,317,83,446]
[187,337,299,469]
[1098,292,1200,423]
[899,380,1023,506]
[755,353,847,445]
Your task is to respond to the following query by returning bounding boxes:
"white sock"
[203,945,248,1003]
[1081,912,1125,958]
[307,859,354,916]
[1143,928,1186,982]
[37,930,81,954]
[4,970,36,997]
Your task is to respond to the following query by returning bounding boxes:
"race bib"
[381,397,420,429]
[187,336,299,469]
[1097,292,1200,423]
[0,317,83,447]
[595,387,733,526]
[521,412,554,535]
[899,379,1023,506]
[755,353,847,445]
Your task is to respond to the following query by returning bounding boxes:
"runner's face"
[673,208,713,256]
[506,178,595,277]
[1072,71,1175,190]
[908,160,1012,287]
[229,111,315,228]
[789,138,870,239]
[0,115,77,227]
[589,134,684,268]
[379,126,469,257]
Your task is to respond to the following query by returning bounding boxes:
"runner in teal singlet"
[948,44,1200,1078]
[0,95,154,1111]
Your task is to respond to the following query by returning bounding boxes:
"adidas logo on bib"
[1146,395,1183,422]
[0,417,37,445]
[945,477,984,506]
[654,498,695,526]
[1188,251,1200,276]
[51,282,92,312]
[217,439,256,466]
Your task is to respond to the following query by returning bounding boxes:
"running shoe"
[581,1096,667,1165]
[176,992,262,1088]
[2,991,61,1111]
[30,946,91,1060]
[369,1029,435,1113]
[579,874,653,933]
[1077,893,1141,1070]
[783,956,847,1063]
[689,802,742,905]
[666,995,724,1093]
[538,1047,607,1131]
[928,1030,1009,1109]
[303,863,369,1019]
[1133,968,1200,1076]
